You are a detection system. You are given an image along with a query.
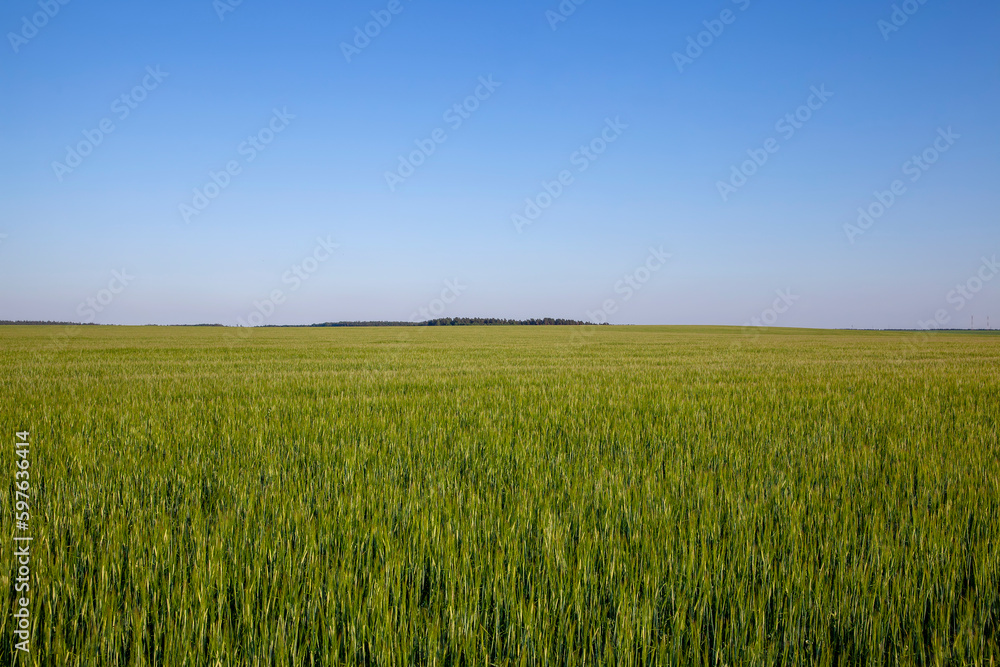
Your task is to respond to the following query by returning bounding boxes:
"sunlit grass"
[1,325,998,665]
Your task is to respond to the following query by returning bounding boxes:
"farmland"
[1,325,998,665]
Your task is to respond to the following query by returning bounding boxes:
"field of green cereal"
[1,325,998,665]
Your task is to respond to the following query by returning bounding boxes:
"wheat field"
[1,325,998,665]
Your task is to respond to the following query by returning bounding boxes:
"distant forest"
[0,320,98,326]
[308,318,601,327]
[0,319,602,327]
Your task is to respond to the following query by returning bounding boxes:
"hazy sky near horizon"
[1,0,997,327]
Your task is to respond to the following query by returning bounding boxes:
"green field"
[1,325,998,665]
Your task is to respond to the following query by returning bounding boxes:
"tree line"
[310,318,602,327]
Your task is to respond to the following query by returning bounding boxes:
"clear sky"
[1,0,997,328]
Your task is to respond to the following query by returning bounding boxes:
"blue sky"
[1,0,997,327]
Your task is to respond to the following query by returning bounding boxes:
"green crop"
[1,325,998,665]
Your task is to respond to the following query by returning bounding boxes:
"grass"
[1,324,998,665]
